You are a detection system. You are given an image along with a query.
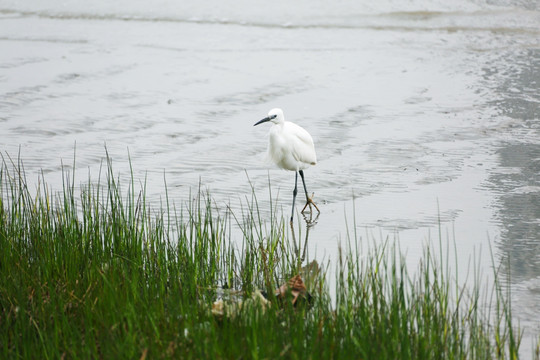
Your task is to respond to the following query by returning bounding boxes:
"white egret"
[254,108,320,224]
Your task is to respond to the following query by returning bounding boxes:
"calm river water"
[1,0,539,355]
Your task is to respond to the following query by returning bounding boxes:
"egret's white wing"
[286,122,317,166]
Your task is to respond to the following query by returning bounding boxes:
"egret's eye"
[270,114,277,119]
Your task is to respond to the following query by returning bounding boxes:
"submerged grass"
[0,155,533,359]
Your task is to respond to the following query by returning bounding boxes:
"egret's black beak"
[254,117,270,126]
[254,114,277,126]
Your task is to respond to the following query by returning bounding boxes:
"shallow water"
[1,0,539,354]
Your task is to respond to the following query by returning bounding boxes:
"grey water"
[1,0,539,355]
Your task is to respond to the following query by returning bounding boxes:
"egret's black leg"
[299,170,320,214]
[299,170,310,200]
[291,171,299,224]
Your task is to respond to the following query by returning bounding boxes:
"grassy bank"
[0,156,531,359]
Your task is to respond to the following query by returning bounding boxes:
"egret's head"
[254,108,284,126]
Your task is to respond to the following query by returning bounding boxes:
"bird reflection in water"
[290,210,320,264]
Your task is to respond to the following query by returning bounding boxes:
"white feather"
[262,109,317,171]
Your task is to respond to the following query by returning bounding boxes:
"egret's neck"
[274,118,285,126]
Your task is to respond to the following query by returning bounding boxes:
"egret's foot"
[301,193,321,214]
[302,211,320,228]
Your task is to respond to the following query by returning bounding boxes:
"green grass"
[0,154,534,359]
